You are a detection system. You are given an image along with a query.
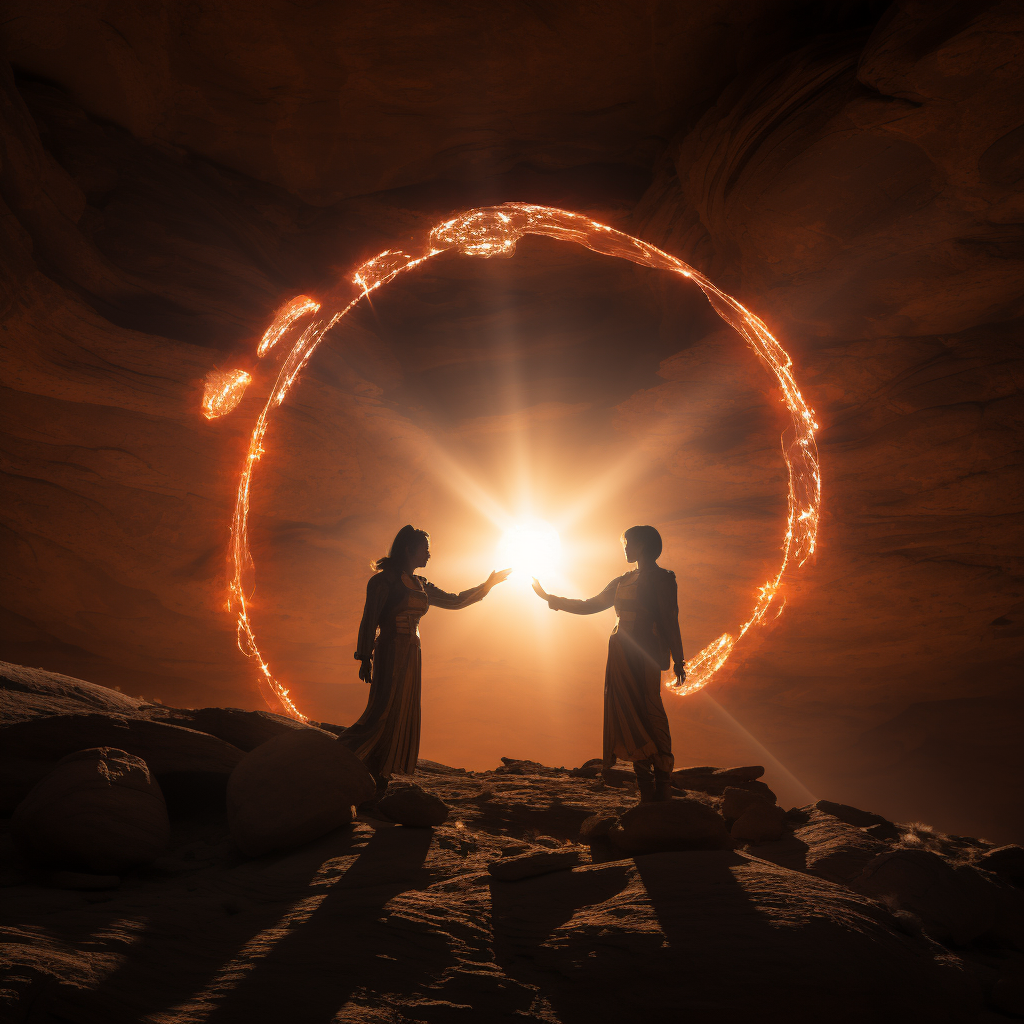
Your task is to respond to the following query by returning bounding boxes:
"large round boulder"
[227,730,375,857]
[12,747,170,873]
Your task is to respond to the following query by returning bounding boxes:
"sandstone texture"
[226,729,375,857]
[0,0,1020,850]
[11,746,169,874]
[3,665,1023,1021]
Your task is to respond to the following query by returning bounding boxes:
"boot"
[358,773,389,812]
[633,760,656,803]
[653,769,674,802]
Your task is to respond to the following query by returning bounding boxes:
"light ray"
[216,205,821,719]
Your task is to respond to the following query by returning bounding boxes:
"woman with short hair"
[533,525,685,802]
[343,525,510,797]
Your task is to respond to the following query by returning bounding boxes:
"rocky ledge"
[2,660,1023,1023]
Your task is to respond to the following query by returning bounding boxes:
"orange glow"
[225,204,820,719]
[202,369,253,420]
[257,294,320,358]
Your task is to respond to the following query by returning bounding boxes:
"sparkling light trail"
[202,369,253,420]
[217,204,821,718]
[257,295,320,357]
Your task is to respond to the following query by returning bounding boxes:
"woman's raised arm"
[533,576,619,615]
[424,568,511,610]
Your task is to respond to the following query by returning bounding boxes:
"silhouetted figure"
[533,525,685,802]
[343,525,511,800]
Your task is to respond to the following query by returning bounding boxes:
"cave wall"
[1,0,1022,840]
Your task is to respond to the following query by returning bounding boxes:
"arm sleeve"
[424,579,489,610]
[547,577,619,615]
[354,574,389,661]
[654,572,685,664]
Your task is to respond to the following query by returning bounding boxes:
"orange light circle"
[227,204,820,721]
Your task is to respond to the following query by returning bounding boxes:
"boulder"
[488,849,580,881]
[0,714,245,812]
[723,786,774,820]
[814,800,891,829]
[731,801,787,845]
[608,798,730,855]
[855,848,1003,947]
[977,845,1024,887]
[0,662,148,724]
[12,747,169,874]
[796,810,892,884]
[378,784,450,827]
[227,730,375,856]
[147,706,331,752]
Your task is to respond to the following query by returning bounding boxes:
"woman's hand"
[673,660,686,685]
[486,568,512,589]
[359,658,373,683]
[531,578,550,601]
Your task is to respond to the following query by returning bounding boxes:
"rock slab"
[12,747,170,874]
[489,849,580,881]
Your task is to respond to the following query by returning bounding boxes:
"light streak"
[219,204,820,718]
[202,369,252,420]
[257,295,320,357]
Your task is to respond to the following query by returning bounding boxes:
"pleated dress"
[343,569,487,778]
[547,566,682,773]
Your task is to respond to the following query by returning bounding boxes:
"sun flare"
[497,519,562,580]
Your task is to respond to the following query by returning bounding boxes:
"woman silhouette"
[533,525,685,802]
[343,525,510,798]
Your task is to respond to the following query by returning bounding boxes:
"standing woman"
[343,525,510,796]
[532,525,684,802]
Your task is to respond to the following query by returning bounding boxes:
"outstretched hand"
[531,578,550,601]
[486,568,512,589]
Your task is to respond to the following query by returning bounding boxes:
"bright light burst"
[497,519,562,580]
[214,204,821,720]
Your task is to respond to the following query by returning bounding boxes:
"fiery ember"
[202,369,253,420]
[224,204,821,719]
[257,295,320,358]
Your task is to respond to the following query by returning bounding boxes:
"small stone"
[580,813,618,841]
[731,801,787,844]
[378,784,449,827]
[12,747,169,874]
[488,849,580,881]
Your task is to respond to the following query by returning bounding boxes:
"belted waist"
[393,611,422,636]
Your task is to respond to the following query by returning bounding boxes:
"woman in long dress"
[532,525,685,802]
[343,525,510,795]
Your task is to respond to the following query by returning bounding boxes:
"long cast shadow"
[204,824,436,1023]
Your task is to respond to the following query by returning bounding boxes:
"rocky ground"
[2,660,1024,1023]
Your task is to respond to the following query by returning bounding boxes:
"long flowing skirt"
[340,632,421,778]
[603,631,674,773]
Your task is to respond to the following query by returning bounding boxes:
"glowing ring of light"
[226,204,820,721]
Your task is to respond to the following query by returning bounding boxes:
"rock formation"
[0,0,1020,850]
[2,664,1024,1021]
